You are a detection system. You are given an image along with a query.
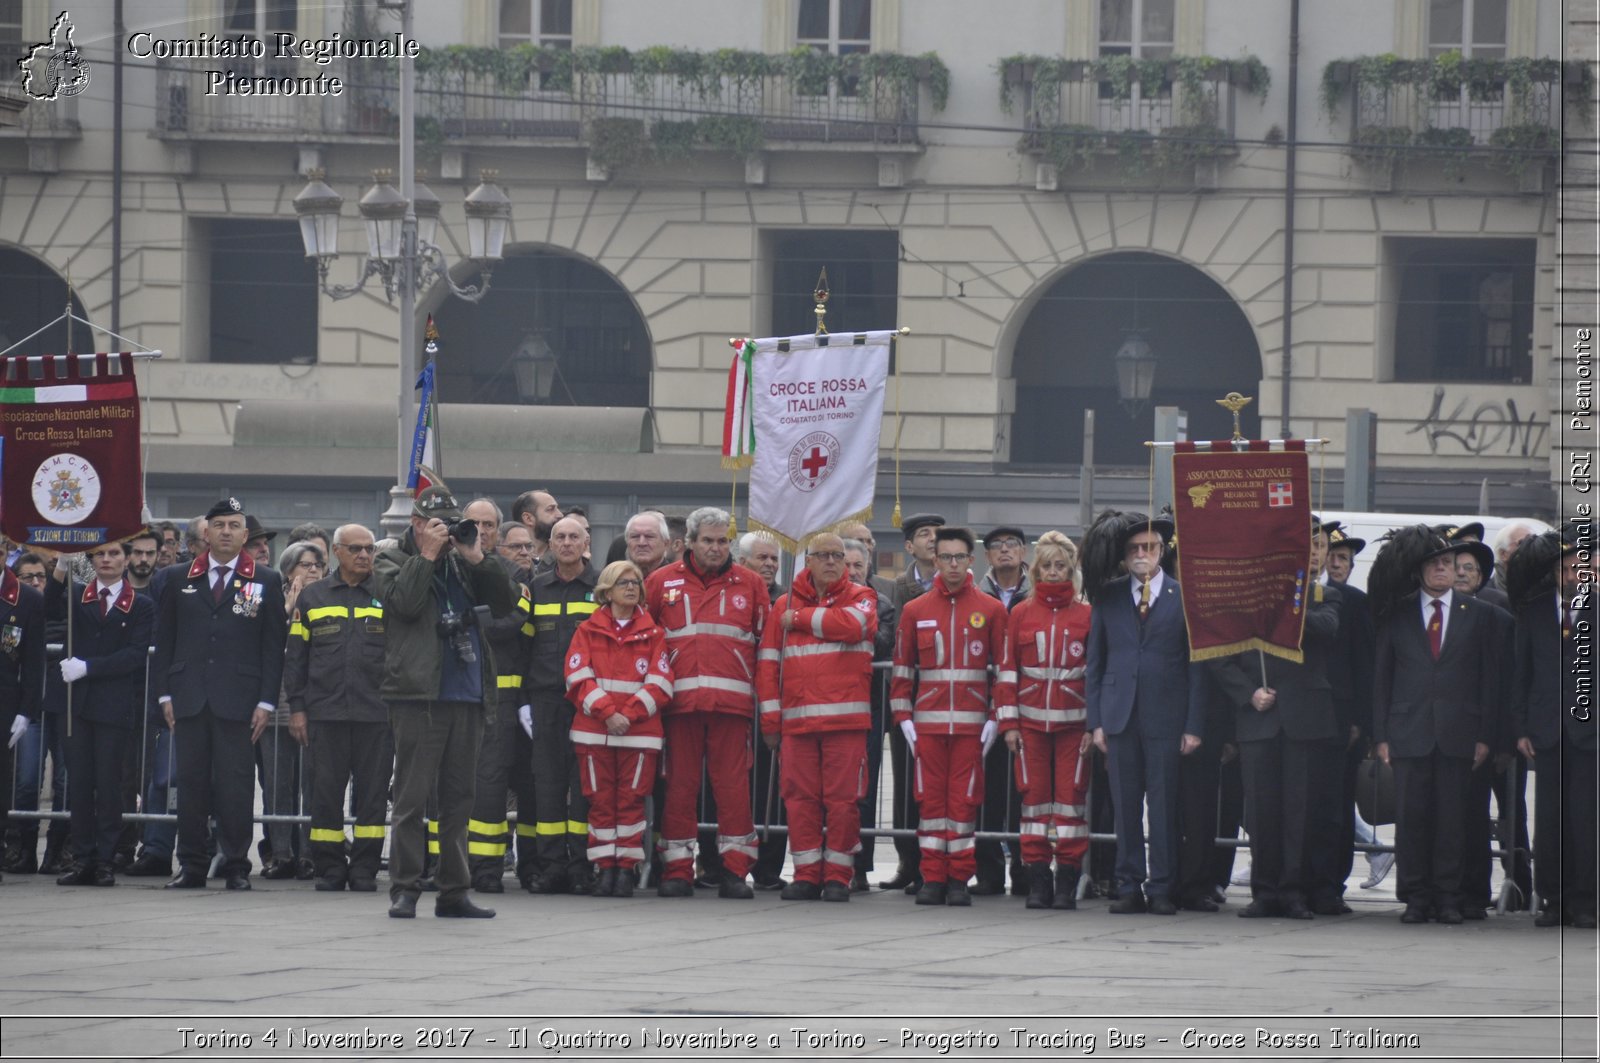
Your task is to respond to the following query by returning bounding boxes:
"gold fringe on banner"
[721,454,754,471]
[748,507,874,555]
[728,469,739,536]
[1186,637,1305,666]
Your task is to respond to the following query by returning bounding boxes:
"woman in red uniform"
[564,560,672,897]
[995,531,1093,909]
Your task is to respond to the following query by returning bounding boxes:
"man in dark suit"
[1085,516,1205,915]
[152,497,288,891]
[45,540,156,887]
[1373,533,1500,925]
[1514,535,1597,928]
[1208,521,1341,920]
[0,557,47,884]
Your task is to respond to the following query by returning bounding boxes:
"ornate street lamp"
[1114,332,1158,418]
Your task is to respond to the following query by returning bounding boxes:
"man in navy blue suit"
[1085,515,1205,915]
[151,497,288,891]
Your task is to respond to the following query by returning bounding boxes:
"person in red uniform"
[563,560,672,898]
[756,533,876,902]
[646,506,769,899]
[891,526,1011,907]
[994,531,1092,909]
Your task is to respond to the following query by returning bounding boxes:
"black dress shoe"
[969,879,1005,896]
[112,851,133,871]
[1281,899,1315,920]
[1310,898,1352,915]
[435,897,497,918]
[945,882,972,907]
[388,894,417,918]
[348,875,377,892]
[753,874,786,891]
[1400,903,1431,924]
[850,870,871,892]
[1179,895,1220,912]
[92,865,117,887]
[1238,899,1279,918]
[260,860,296,880]
[1108,892,1147,914]
[1435,905,1464,925]
[166,870,207,889]
[877,865,918,891]
[780,880,822,901]
[913,881,947,906]
[224,874,252,891]
[56,864,96,886]
[821,881,851,902]
[1147,895,1178,915]
[902,877,924,895]
[126,853,172,877]
[657,877,693,898]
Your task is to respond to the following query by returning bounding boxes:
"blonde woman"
[995,531,1093,909]
[563,561,672,897]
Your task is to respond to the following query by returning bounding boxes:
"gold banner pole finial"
[813,268,830,337]
[1216,392,1254,443]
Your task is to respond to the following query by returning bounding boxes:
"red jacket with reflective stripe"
[891,574,1011,734]
[994,581,1092,735]
[756,570,875,736]
[564,607,672,751]
[645,558,769,718]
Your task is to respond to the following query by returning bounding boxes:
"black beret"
[205,497,244,521]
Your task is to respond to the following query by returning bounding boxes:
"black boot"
[1054,865,1080,910]
[38,839,68,876]
[1025,864,1053,909]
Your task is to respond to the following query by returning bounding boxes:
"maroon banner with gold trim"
[1172,441,1312,663]
[0,353,143,551]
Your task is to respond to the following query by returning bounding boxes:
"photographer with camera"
[374,482,518,920]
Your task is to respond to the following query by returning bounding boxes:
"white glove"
[980,720,998,755]
[899,719,917,751]
[59,657,88,684]
[8,714,27,749]
[518,704,533,739]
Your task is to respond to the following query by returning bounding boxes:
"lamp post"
[291,0,512,535]
[1114,332,1158,419]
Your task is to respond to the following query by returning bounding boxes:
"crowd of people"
[0,482,1591,929]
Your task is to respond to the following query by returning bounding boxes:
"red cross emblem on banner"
[1267,481,1293,508]
[800,446,829,479]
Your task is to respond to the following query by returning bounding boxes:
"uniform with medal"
[151,497,289,890]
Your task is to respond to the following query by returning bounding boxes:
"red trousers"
[914,733,983,884]
[780,730,866,886]
[577,746,657,870]
[660,713,757,881]
[1013,728,1089,867]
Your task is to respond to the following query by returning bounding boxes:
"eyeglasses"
[504,542,535,552]
[809,551,846,562]
[297,559,325,569]
[936,553,971,564]
[337,544,376,554]
[614,578,643,589]
[987,538,1023,550]
[1128,542,1162,554]
[16,573,46,584]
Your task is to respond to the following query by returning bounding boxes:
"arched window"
[0,247,87,356]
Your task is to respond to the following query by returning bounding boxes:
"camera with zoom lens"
[448,518,478,546]
[437,604,491,664]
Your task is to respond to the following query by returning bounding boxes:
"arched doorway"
[430,249,651,407]
[1009,252,1261,466]
[0,247,88,356]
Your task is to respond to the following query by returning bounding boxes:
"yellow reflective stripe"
[305,606,349,622]
[468,841,507,856]
[289,623,309,642]
[468,819,509,836]
[567,602,598,615]
[566,819,588,835]
[427,841,440,854]
[515,823,539,838]
[351,824,386,839]
[353,606,383,619]
[533,603,560,616]
[426,821,439,835]
[518,595,531,612]
[309,828,346,843]
[534,821,566,836]
[496,675,523,689]
[521,623,536,637]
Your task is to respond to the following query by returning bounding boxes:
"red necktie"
[1428,599,1443,660]
[98,587,111,618]
[212,565,228,604]
[1563,605,1574,639]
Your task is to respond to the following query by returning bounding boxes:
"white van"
[1317,512,1551,591]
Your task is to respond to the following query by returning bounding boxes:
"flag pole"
[423,316,442,479]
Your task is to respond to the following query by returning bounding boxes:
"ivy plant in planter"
[587,116,650,173]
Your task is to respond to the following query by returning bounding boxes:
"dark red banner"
[1172,443,1312,663]
[0,353,144,551]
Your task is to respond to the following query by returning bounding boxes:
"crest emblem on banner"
[787,432,840,493]
[31,454,99,525]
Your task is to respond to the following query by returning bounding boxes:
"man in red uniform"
[757,533,876,902]
[646,506,769,899]
[891,526,1011,906]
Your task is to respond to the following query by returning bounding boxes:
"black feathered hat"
[1368,524,1453,625]
[1506,530,1575,610]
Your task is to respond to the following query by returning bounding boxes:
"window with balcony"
[205,220,318,364]
[498,0,573,51]
[1098,0,1175,130]
[798,0,870,95]
[0,0,23,70]
[1427,0,1509,137]
[222,0,296,67]
[1390,237,1533,383]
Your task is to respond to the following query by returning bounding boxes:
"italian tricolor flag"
[721,338,754,470]
[0,381,136,404]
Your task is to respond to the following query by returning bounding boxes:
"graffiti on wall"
[1406,386,1548,457]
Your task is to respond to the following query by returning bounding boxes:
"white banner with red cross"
[734,331,891,550]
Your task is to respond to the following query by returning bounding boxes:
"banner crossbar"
[1146,438,1329,449]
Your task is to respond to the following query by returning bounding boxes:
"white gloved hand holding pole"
[60,657,88,684]
[8,714,28,749]
[979,720,997,756]
[518,704,534,739]
[899,719,917,752]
